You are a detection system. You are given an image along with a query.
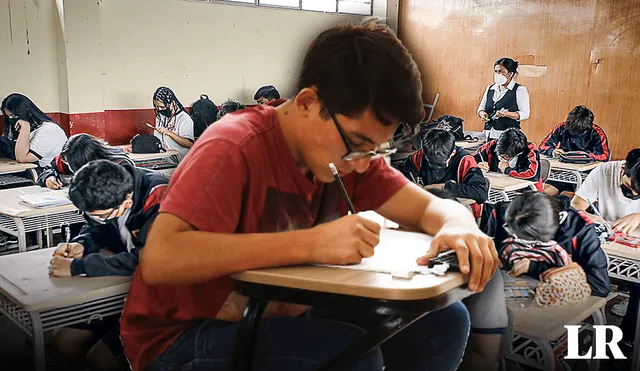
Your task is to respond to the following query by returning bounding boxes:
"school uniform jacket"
[70,163,168,277]
[480,202,610,297]
[473,140,543,191]
[395,146,488,217]
[538,122,610,161]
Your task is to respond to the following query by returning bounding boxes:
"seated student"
[120,24,499,371]
[217,99,246,119]
[190,94,218,140]
[395,128,488,217]
[540,106,610,195]
[152,87,194,162]
[571,148,640,351]
[38,133,134,189]
[473,128,543,191]
[49,159,168,371]
[0,93,67,169]
[254,85,281,104]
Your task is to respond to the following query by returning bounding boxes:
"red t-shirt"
[120,103,408,371]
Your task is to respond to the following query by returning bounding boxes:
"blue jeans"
[148,302,470,371]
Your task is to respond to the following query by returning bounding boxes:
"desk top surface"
[455,140,484,150]
[232,265,467,301]
[484,172,536,191]
[0,248,131,312]
[601,228,640,262]
[0,186,78,217]
[116,145,179,161]
[0,158,38,175]
[544,157,602,172]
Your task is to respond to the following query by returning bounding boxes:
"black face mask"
[621,184,640,200]
[7,117,19,128]
[158,108,172,118]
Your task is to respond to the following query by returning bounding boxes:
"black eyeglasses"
[321,98,397,162]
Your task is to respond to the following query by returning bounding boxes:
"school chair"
[423,91,440,124]
[540,158,552,184]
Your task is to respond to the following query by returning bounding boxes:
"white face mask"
[494,73,508,86]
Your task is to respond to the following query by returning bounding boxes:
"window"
[197,0,373,16]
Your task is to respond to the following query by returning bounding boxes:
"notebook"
[19,189,72,208]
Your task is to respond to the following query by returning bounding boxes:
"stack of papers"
[19,189,72,208]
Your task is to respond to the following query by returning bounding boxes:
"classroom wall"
[398,0,640,160]
[2,0,381,144]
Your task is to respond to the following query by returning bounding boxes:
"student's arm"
[13,120,38,163]
[71,222,106,255]
[395,150,422,184]
[375,182,499,292]
[574,226,610,297]
[37,155,67,188]
[571,168,607,221]
[539,123,563,156]
[506,148,539,180]
[473,141,493,170]
[515,85,530,121]
[158,128,193,149]
[445,157,489,203]
[588,125,611,161]
[71,248,140,277]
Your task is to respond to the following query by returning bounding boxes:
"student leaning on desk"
[119,23,499,371]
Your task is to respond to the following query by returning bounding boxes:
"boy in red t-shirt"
[121,23,499,371]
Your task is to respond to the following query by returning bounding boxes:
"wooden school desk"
[230,264,472,371]
[0,248,131,371]
[544,157,602,189]
[602,230,640,371]
[0,186,84,252]
[483,172,536,203]
[0,158,38,187]
[116,145,180,176]
[455,140,484,153]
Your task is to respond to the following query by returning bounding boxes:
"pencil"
[329,163,356,214]
[587,199,611,232]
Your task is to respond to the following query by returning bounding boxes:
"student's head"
[254,85,280,104]
[565,106,594,135]
[496,128,527,160]
[421,129,456,168]
[494,58,518,86]
[61,134,130,173]
[191,94,219,132]
[1,93,54,137]
[622,149,640,200]
[292,23,423,182]
[217,99,246,120]
[153,87,185,119]
[69,160,134,222]
[504,192,559,242]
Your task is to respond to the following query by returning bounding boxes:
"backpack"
[558,151,594,164]
[418,115,466,144]
[131,134,164,154]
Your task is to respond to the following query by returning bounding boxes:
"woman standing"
[0,93,67,170]
[152,87,194,162]
[477,58,530,140]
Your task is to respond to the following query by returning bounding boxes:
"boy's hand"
[417,225,499,292]
[49,256,73,277]
[478,162,490,172]
[508,258,530,277]
[53,242,84,258]
[45,176,63,190]
[308,214,380,265]
[552,148,565,158]
[613,214,640,234]
[156,127,171,135]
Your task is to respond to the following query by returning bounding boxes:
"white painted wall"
[0,0,64,112]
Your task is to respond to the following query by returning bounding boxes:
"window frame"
[188,0,374,17]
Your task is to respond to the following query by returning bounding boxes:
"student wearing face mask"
[37,133,134,189]
[152,87,194,161]
[477,58,531,140]
[0,93,67,169]
[48,160,167,371]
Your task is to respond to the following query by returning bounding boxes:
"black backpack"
[131,134,165,154]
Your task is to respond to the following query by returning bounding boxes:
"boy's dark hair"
[298,24,424,129]
[494,57,519,74]
[496,128,528,158]
[254,85,280,101]
[69,160,134,212]
[62,134,132,173]
[421,129,455,166]
[217,99,246,120]
[190,94,218,137]
[1,93,55,137]
[505,192,559,241]
[565,105,594,135]
[624,148,640,192]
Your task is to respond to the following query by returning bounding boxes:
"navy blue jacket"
[539,122,610,162]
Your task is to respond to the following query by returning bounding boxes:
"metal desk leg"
[28,168,38,184]
[231,297,268,371]
[13,216,27,253]
[30,311,46,371]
